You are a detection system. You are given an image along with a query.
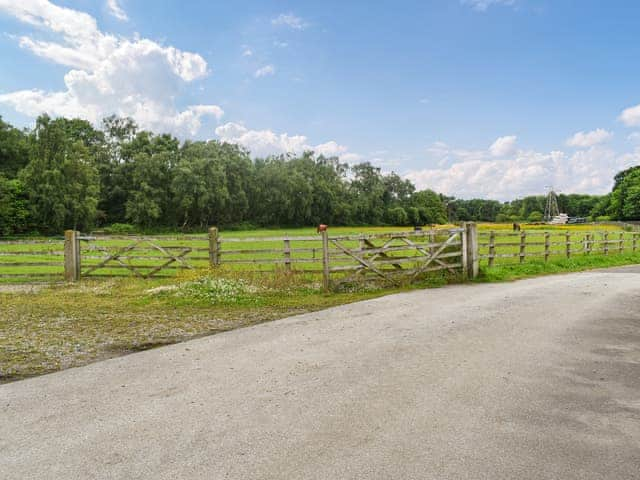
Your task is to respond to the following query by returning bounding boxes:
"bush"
[385,207,409,226]
[406,206,421,226]
[104,223,136,234]
[527,211,544,222]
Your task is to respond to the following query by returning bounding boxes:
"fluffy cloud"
[106,0,128,21]
[0,0,222,136]
[271,13,308,30]
[628,132,640,143]
[254,65,275,78]
[619,103,640,127]
[405,141,637,200]
[489,135,517,156]
[462,0,516,11]
[215,122,357,161]
[566,128,612,148]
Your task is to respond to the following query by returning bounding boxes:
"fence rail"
[0,238,65,281]
[478,230,640,266]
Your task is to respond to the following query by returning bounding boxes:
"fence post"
[488,231,495,267]
[544,232,550,262]
[519,231,526,264]
[584,233,589,255]
[283,237,291,271]
[464,222,478,280]
[604,231,609,255]
[64,230,80,282]
[619,232,624,254]
[208,226,219,267]
[321,229,330,291]
[565,231,571,259]
[633,233,637,253]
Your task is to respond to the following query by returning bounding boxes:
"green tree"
[409,190,447,224]
[125,151,173,227]
[0,116,29,178]
[20,115,99,232]
[0,176,30,234]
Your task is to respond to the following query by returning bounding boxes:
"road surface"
[2,267,640,479]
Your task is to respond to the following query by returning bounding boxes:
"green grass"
[476,251,640,282]
[0,269,454,382]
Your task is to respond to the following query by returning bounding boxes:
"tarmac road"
[2,267,640,479]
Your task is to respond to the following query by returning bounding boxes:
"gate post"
[464,222,479,280]
[64,230,81,282]
[321,229,330,291]
[208,226,219,267]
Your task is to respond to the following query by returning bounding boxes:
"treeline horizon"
[0,114,638,235]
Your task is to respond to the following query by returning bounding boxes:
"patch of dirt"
[0,284,49,294]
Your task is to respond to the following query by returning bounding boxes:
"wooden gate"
[81,237,196,279]
[323,227,467,288]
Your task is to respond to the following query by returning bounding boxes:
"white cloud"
[462,0,516,11]
[215,122,357,161]
[489,135,517,157]
[628,132,640,143]
[271,13,308,30]
[106,0,128,21]
[418,98,430,104]
[405,140,637,200]
[242,47,253,57]
[254,64,275,78]
[566,128,612,148]
[0,0,222,136]
[619,103,640,127]
[340,153,363,163]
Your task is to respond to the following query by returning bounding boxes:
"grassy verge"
[477,252,640,282]
[0,270,454,383]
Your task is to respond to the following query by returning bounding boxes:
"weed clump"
[178,277,258,305]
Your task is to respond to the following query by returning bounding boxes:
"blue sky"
[1,0,640,200]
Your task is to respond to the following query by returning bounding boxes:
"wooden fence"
[478,230,640,266]
[0,224,478,288]
[3,225,640,286]
[321,226,473,289]
[0,238,65,282]
[75,225,477,289]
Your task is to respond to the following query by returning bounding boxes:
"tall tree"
[20,115,100,232]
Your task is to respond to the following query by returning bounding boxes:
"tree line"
[0,114,635,235]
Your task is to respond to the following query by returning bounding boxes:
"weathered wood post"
[464,222,478,280]
[633,233,638,253]
[603,231,609,255]
[208,226,219,267]
[321,228,330,291]
[64,230,80,282]
[283,237,291,271]
[429,230,436,258]
[583,233,589,255]
[565,231,571,259]
[519,230,526,264]
[544,231,550,262]
[488,231,495,268]
[619,232,625,254]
